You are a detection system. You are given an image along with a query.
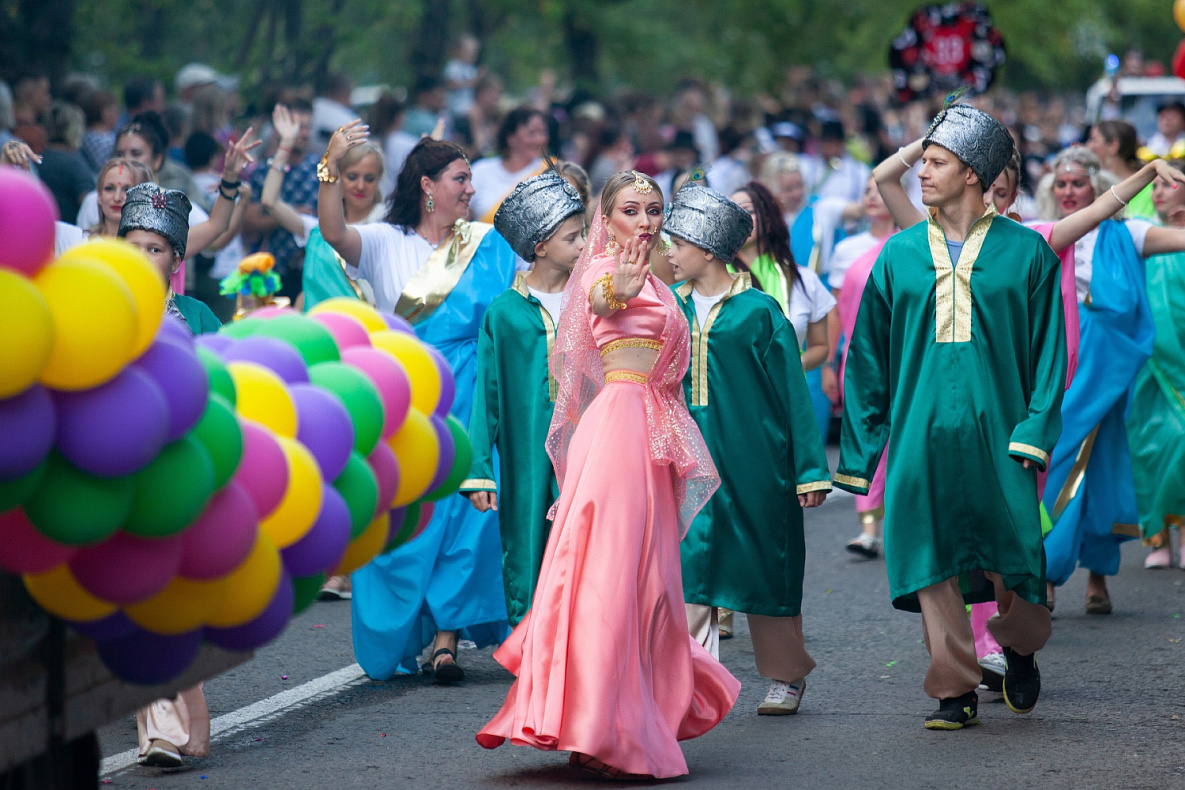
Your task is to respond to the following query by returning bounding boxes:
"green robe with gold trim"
[674,275,832,617]
[461,273,559,625]
[835,209,1066,612]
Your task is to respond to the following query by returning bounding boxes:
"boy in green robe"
[835,104,1067,730]
[665,183,832,716]
[462,170,586,625]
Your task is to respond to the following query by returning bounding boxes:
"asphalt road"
[99,485,1185,789]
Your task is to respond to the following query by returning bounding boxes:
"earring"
[606,233,621,255]
[425,193,435,213]
[659,238,671,257]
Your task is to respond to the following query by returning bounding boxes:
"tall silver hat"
[493,171,585,261]
[118,182,192,259]
[663,183,753,261]
[923,104,1014,188]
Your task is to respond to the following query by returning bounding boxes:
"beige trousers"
[916,574,1052,700]
[136,684,210,757]
[686,604,816,683]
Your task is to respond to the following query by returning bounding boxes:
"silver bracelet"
[897,148,912,169]
[1110,185,1129,207]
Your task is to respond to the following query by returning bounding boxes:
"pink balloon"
[0,169,57,276]
[250,306,295,320]
[0,507,78,573]
[341,347,412,439]
[366,441,401,517]
[409,500,435,543]
[311,312,372,351]
[233,420,289,519]
[70,531,183,604]
[179,481,259,579]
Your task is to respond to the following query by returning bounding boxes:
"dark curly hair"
[384,138,469,230]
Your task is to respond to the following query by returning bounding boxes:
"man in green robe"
[836,104,1067,730]
[462,170,586,625]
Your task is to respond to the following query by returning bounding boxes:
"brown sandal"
[1085,594,1112,615]
[568,752,653,782]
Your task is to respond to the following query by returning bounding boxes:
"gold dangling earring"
[660,237,671,257]
[425,193,435,213]
[606,233,620,255]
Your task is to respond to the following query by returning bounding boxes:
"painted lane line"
[100,662,368,776]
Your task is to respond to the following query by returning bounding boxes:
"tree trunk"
[562,6,599,93]
[9,0,75,86]
[411,0,451,81]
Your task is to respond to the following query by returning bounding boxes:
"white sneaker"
[978,652,1006,677]
[846,533,879,559]
[758,678,805,715]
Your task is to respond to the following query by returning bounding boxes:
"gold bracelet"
[597,274,628,310]
[317,132,339,183]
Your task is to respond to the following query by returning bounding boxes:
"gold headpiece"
[632,170,653,195]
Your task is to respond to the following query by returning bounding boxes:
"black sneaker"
[924,691,979,730]
[1002,646,1040,714]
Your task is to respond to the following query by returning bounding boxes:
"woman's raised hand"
[1153,158,1185,189]
[222,126,261,180]
[272,104,300,148]
[326,119,369,168]
[612,236,649,303]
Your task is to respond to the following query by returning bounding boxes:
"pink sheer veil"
[544,205,719,537]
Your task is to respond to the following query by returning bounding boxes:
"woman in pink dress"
[477,171,739,780]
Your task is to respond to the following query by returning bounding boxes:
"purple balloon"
[69,610,138,642]
[386,506,407,543]
[291,384,354,480]
[222,336,309,385]
[53,367,170,477]
[280,484,351,576]
[70,531,183,604]
[158,315,195,346]
[195,333,237,356]
[0,385,55,479]
[134,338,210,441]
[97,626,203,684]
[205,568,294,651]
[426,346,456,418]
[426,415,455,493]
[381,313,416,335]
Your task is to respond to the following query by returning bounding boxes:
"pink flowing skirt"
[477,379,739,778]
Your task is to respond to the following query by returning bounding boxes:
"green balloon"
[255,314,341,366]
[293,573,325,614]
[333,452,379,539]
[190,393,243,489]
[0,457,49,512]
[385,501,421,553]
[219,316,265,340]
[309,362,384,456]
[196,346,237,406]
[123,436,216,537]
[425,415,474,501]
[24,453,134,545]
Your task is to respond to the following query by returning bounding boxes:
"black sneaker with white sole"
[924,691,979,730]
[1002,646,1040,714]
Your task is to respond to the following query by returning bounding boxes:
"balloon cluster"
[0,169,469,684]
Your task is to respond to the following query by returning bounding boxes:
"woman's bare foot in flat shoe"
[568,752,654,781]
[1085,572,1112,614]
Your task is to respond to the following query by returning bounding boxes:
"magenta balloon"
[426,415,455,493]
[291,384,354,480]
[0,385,56,480]
[97,627,203,684]
[311,312,372,350]
[205,568,294,651]
[426,347,456,418]
[0,507,78,573]
[381,313,416,334]
[158,316,195,346]
[387,506,407,543]
[366,441,400,516]
[280,484,350,576]
[195,334,236,356]
[69,610,138,642]
[0,169,57,276]
[53,366,170,477]
[233,420,289,519]
[250,306,293,320]
[133,338,210,441]
[70,531,183,604]
[341,346,412,438]
[179,481,259,580]
[223,336,310,384]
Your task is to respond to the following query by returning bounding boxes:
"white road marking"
[100,663,368,776]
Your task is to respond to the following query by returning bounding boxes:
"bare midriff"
[601,347,659,379]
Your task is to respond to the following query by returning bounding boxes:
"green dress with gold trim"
[674,275,831,617]
[835,209,1067,612]
[461,272,559,625]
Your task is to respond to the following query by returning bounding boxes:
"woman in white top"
[468,106,549,223]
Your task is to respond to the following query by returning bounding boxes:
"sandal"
[568,752,653,782]
[1085,594,1112,615]
[431,647,465,684]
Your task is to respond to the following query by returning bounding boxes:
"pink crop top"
[582,255,667,354]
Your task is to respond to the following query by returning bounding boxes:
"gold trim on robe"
[834,473,870,490]
[1008,442,1050,466]
[679,275,752,407]
[396,220,493,325]
[796,481,833,495]
[927,205,996,344]
[459,478,497,491]
[512,272,559,401]
[1050,426,1100,522]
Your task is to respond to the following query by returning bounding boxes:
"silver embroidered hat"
[118,182,192,259]
[493,171,585,261]
[924,104,1014,188]
[663,183,753,261]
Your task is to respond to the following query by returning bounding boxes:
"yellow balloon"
[335,512,389,575]
[260,437,323,548]
[1177,0,1185,34]
[370,331,441,414]
[59,239,165,358]
[386,409,439,506]
[309,298,387,332]
[226,362,298,437]
[23,564,117,622]
[34,258,138,391]
[125,575,230,635]
[206,531,281,628]
[0,269,54,398]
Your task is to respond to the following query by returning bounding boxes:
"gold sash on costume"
[395,220,493,325]
[478,160,549,224]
